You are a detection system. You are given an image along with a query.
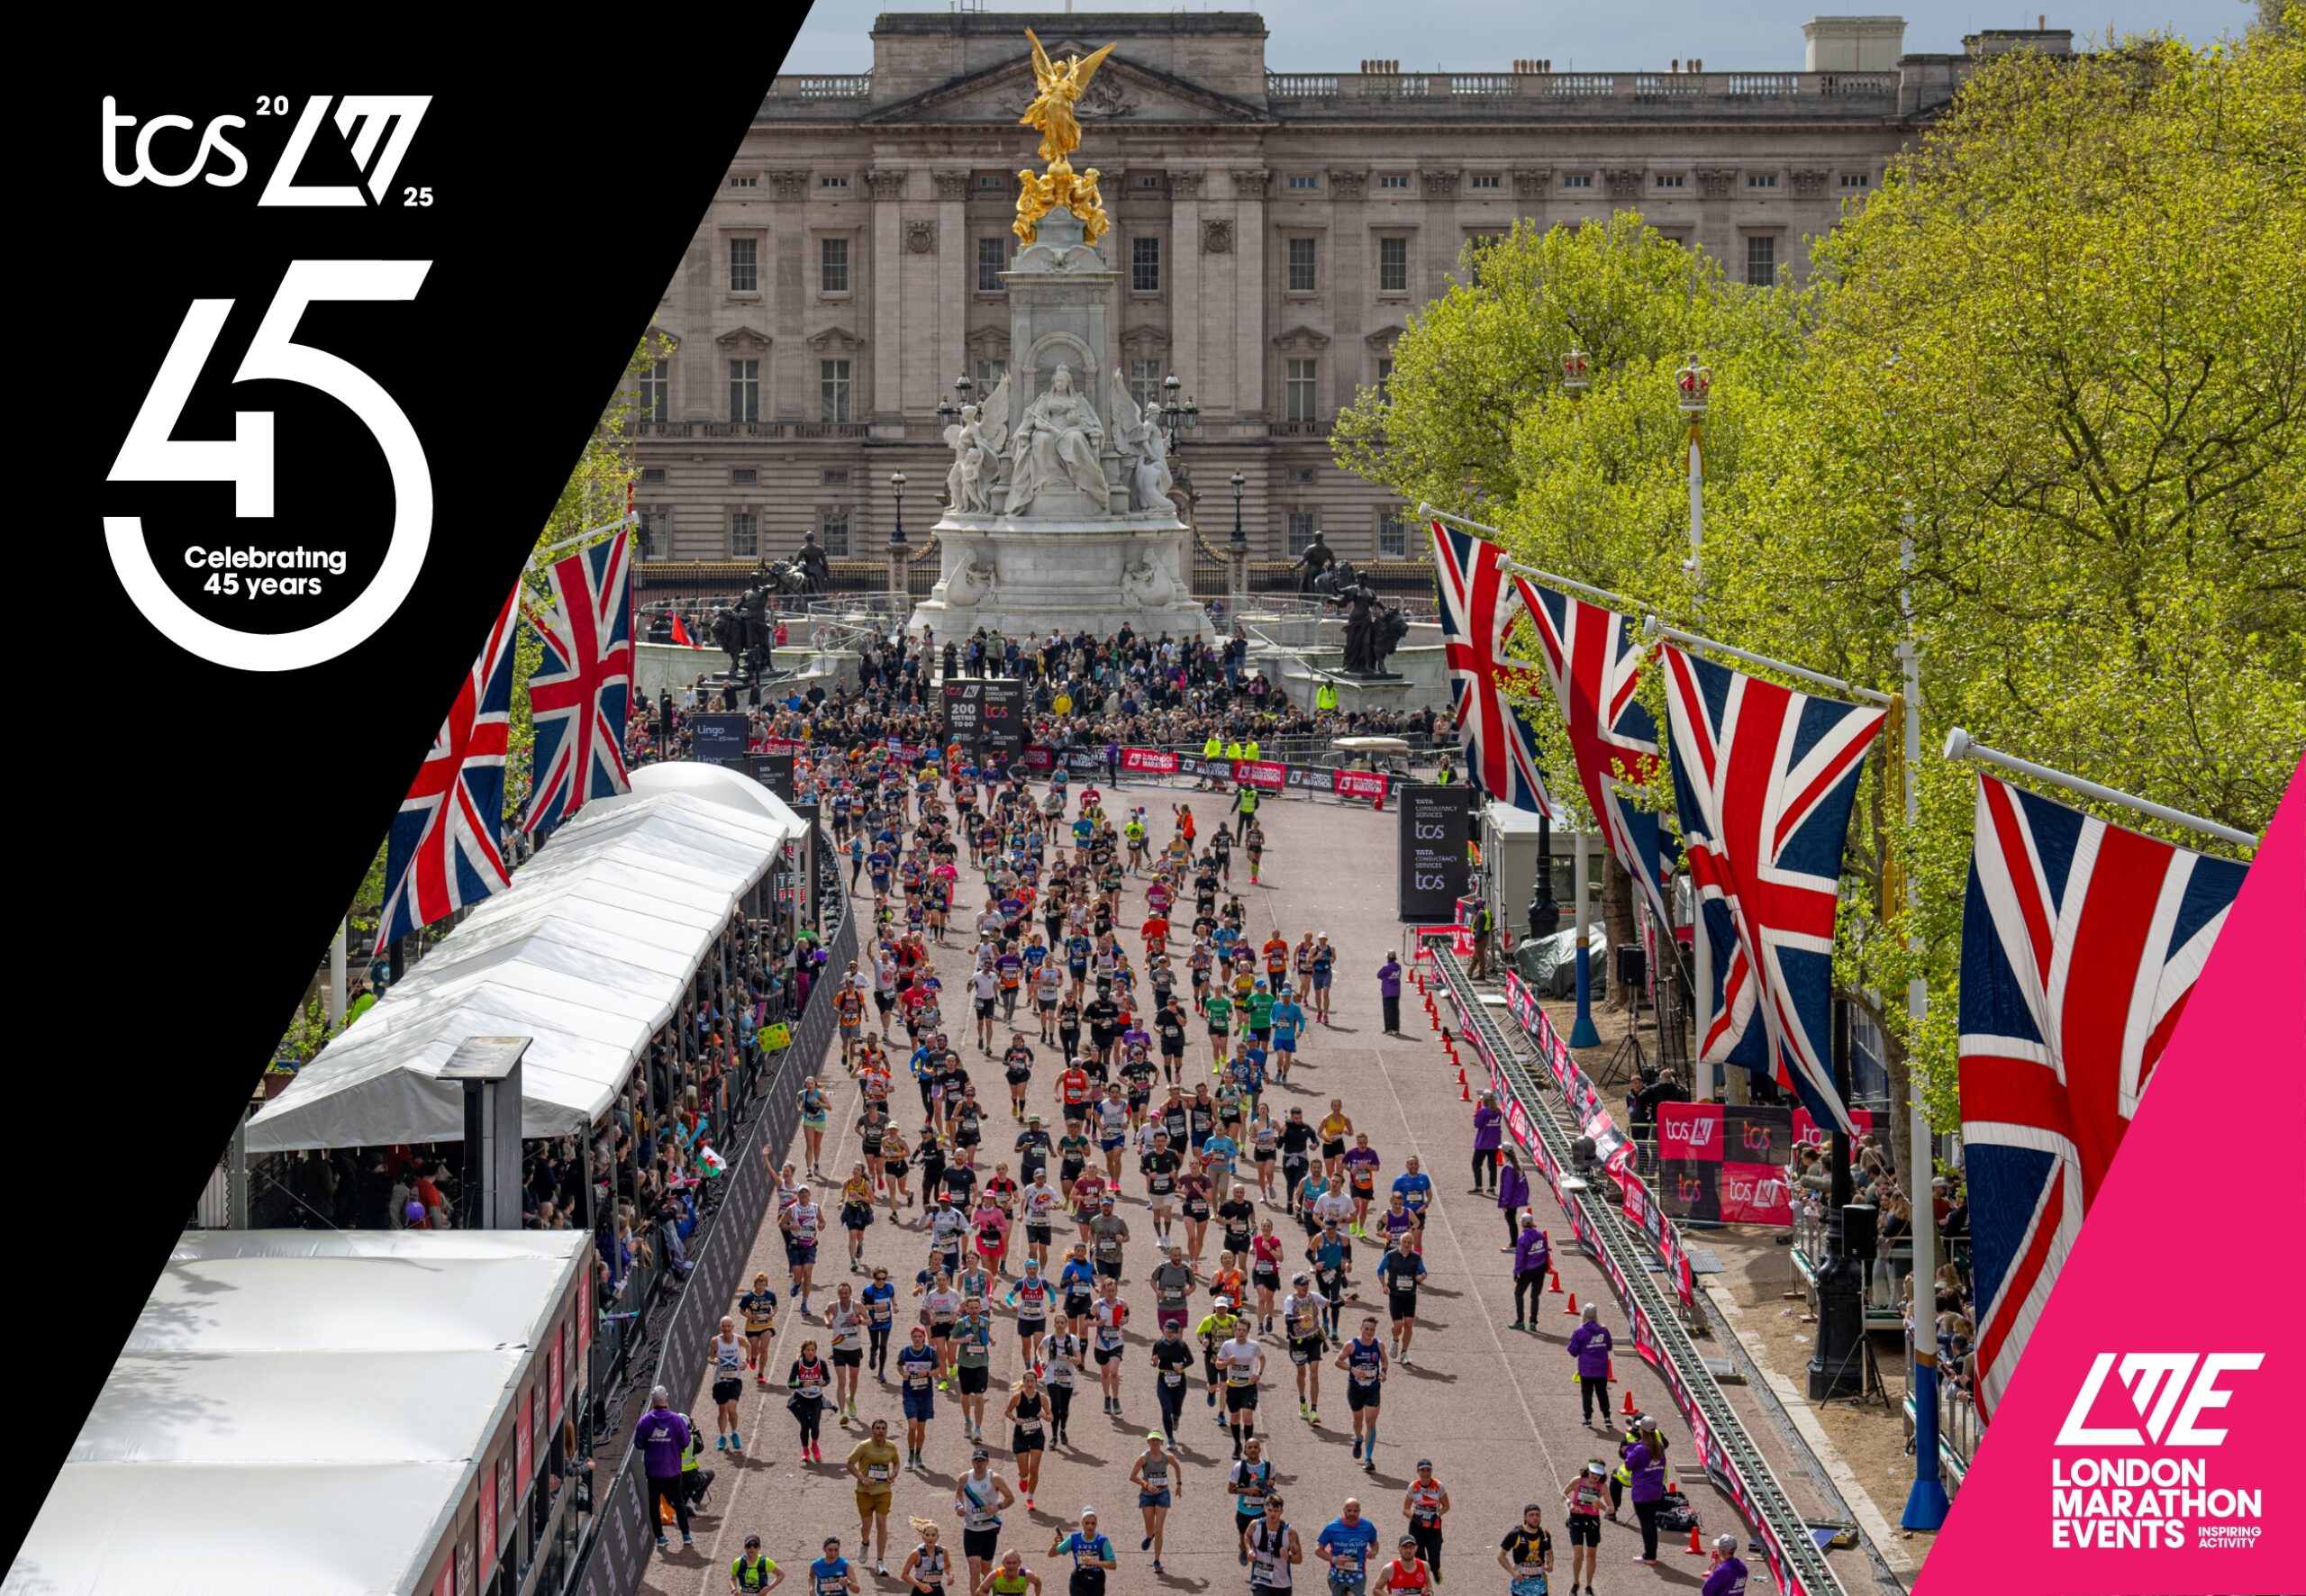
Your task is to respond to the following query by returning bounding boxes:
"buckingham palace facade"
[630,10,2060,581]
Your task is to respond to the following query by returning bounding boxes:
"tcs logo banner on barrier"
[1654,1102,1875,1226]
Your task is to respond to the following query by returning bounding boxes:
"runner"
[1337,1316,1389,1471]
[815,1280,863,1422]
[740,1272,780,1389]
[1230,1437,1277,1559]
[1005,1257,1054,1365]
[1282,1272,1330,1423]
[784,1184,824,1317]
[1218,1316,1266,1458]
[1318,1102,1354,1181]
[847,1418,903,1573]
[710,1314,748,1452]
[1559,1464,1606,1596]
[1315,1499,1382,1596]
[798,1076,832,1176]
[1129,1430,1184,1573]
[1092,1276,1130,1415]
[788,1340,832,1463]
[810,1537,861,1596]
[1402,1460,1450,1581]
[1004,1366,1049,1510]
[954,1448,1017,1590]
[864,1265,898,1380]
[900,1521,953,1596]
[1379,1535,1436,1593]
[1149,1317,1195,1440]
[972,1547,1040,1596]
[1049,1509,1118,1596]
[731,1533,784,1594]
[1248,1492,1303,1596]
[953,1297,996,1443]
[1343,1136,1381,1238]
[897,1326,940,1468]
[1376,1232,1429,1365]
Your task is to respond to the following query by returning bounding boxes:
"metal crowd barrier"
[570,893,858,1596]
[1423,943,1847,1596]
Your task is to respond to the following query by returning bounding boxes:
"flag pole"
[1415,503,1640,612]
[529,510,639,569]
[1942,729,2257,851]
[1897,519,1950,1531]
[1642,619,1896,708]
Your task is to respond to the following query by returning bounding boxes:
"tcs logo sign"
[1660,1114,1715,1151]
[102,94,430,204]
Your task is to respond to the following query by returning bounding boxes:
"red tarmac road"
[640,791,1844,1596]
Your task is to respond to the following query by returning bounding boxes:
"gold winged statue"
[1012,30,1120,247]
[1021,29,1118,165]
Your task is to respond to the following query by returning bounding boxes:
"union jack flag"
[1956,774,2243,1420]
[1661,646,1884,1131]
[523,529,634,835]
[375,590,520,955]
[1514,576,1675,929]
[1430,521,1552,815]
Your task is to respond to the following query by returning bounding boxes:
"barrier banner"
[1331,768,1389,802]
[1411,925,1473,961]
[1232,758,1287,789]
[1122,747,1179,775]
[1655,1102,1873,1227]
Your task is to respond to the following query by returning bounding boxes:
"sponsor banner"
[1399,784,1475,921]
[1411,926,1474,961]
[1021,748,1054,771]
[1231,758,1287,790]
[1655,1103,1873,1227]
[1330,768,1389,802]
[1121,747,1179,775]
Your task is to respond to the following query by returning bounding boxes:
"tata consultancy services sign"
[1397,784,1472,922]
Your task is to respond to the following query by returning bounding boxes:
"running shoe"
[1363,1456,1376,1473]
[1141,1537,1153,1551]
[1309,1409,1320,1425]
[1352,1437,1362,1459]
[717,1435,728,1451]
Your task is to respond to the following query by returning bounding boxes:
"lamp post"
[1675,353,1711,590]
[1561,340,1590,404]
[1158,372,1201,490]
[1227,469,1248,607]
[888,470,907,597]
[1560,337,1598,1046]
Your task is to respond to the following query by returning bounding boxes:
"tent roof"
[250,776,797,1151]
[15,1229,587,1596]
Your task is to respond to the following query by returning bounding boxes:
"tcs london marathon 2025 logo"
[100,94,434,673]
[2048,1352,2267,1554]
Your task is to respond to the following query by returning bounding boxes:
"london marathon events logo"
[2049,1353,2267,1552]
[100,95,435,672]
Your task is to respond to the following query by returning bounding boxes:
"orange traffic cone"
[1547,1268,1564,1293]
[1562,1292,1579,1316]
[1459,1077,1473,1102]
[1455,1065,1467,1086]
[1622,1384,1637,1416]
[1684,1525,1705,1556]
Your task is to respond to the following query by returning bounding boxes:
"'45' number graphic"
[105,259,432,671]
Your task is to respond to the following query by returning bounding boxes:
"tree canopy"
[1338,24,2305,1123]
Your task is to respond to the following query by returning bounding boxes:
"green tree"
[1341,27,2306,1128]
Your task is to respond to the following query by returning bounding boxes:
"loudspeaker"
[1613,943,1647,988]
[1842,1203,1878,1262]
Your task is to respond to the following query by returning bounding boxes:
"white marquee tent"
[250,766,802,1153]
[10,1229,588,1596]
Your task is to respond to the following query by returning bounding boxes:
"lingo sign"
[101,95,434,673]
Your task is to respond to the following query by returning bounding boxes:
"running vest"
[1140,1450,1172,1489]
[1407,1480,1444,1523]
[1347,1338,1384,1385]
[713,1334,745,1376]
[958,1473,1003,1530]
[911,1546,949,1591]
[1382,1559,1430,1592]
[733,1555,777,1591]
[1251,1520,1294,1590]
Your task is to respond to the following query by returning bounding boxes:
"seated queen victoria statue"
[1005,364,1107,516]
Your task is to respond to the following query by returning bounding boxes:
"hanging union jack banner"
[523,529,634,835]
[1661,646,1884,1133]
[1515,576,1675,929]
[1430,521,1552,816]
[375,591,521,955]
[1956,774,2244,1420]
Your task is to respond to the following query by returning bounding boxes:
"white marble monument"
[911,204,1211,641]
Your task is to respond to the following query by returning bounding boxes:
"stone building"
[631,10,2065,582]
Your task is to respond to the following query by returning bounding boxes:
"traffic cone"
[1621,1385,1637,1417]
[1455,1065,1467,1087]
[1684,1525,1705,1556]
[1547,1269,1563,1293]
[1459,1076,1472,1102]
[1562,1292,1578,1317]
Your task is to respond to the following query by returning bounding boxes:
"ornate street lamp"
[1676,353,1711,589]
[1159,372,1200,484]
[1561,340,1590,403]
[888,470,908,596]
[936,372,976,430]
[1229,470,1247,552]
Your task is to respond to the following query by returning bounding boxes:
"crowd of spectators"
[626,622,1442,775]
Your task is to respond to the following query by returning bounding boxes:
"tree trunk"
[1601,851,1637,1011]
